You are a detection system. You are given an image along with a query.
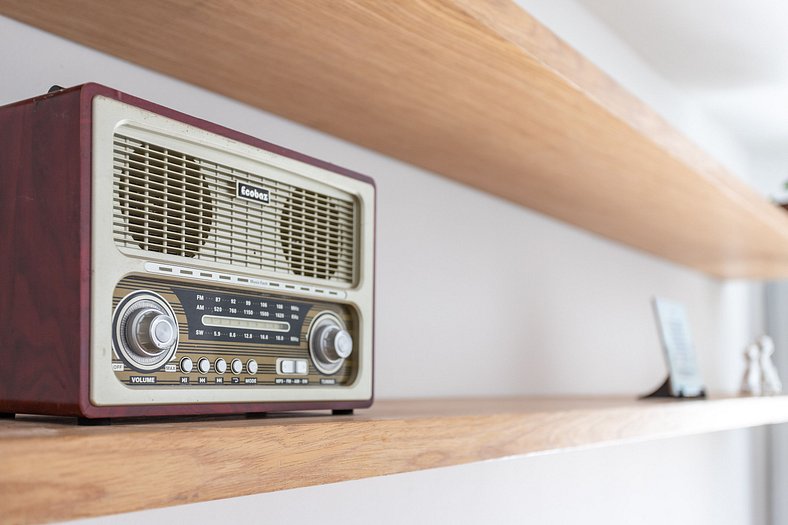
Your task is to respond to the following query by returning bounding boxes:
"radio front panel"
[88,92,374,411]
[111,275,358,388]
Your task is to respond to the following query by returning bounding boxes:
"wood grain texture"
[2,395,788,524]
[0,86,90,416]
[2,1,787,277]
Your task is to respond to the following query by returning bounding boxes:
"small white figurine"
[758,335,783,395]
[741,342,762,396]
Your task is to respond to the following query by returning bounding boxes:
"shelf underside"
[3,1,788,277]
[2,395,788,524]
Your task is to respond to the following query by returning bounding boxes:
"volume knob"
[127,309,178,357]
[308,313,353,375]
[113,291,180,372]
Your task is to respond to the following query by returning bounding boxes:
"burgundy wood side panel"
[0,87,88,415]
[2,84,374,419]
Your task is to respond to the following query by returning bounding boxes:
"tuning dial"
[113,291,180,372]
[308,312,353,375]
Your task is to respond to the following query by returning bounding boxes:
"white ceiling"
[573,0,788,196]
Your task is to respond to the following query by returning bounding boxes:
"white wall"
[765,284,788,525]
[749,150,788,202]
[0,5,770,524]
[516,0,752,182]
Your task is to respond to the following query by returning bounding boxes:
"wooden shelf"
[3,1,788,277]
[3,395,788,524]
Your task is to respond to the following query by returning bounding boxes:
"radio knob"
[321,327,353,361]
[113,291,180,372]
[126,309,178,357]
[308,313,353,375]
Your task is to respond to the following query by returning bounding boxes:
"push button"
[180,357,193,373]
[295,360,308,375]
[231,359,242,375]
[280,360,295,374]
[215,358,227,374]
[198,357,210,374]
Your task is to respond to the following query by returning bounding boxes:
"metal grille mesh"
[112,134,356,283]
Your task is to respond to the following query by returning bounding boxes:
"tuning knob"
[308,313,353,375]
[113,292,180,372]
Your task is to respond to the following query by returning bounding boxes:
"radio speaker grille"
[113,134,356,283]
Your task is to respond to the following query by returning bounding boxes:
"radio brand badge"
[236,181,270,204]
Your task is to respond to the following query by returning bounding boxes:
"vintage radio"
[0,84,374,422]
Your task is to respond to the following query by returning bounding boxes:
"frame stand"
[640,376,706,399]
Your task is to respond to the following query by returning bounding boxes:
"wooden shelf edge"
[3,1,788,277]
[1,395,788,524]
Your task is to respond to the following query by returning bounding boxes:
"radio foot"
[0,412,14,419]
[332,409,354,416]
[77,417,112,426]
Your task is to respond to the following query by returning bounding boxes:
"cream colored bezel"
[90,96,374,406]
